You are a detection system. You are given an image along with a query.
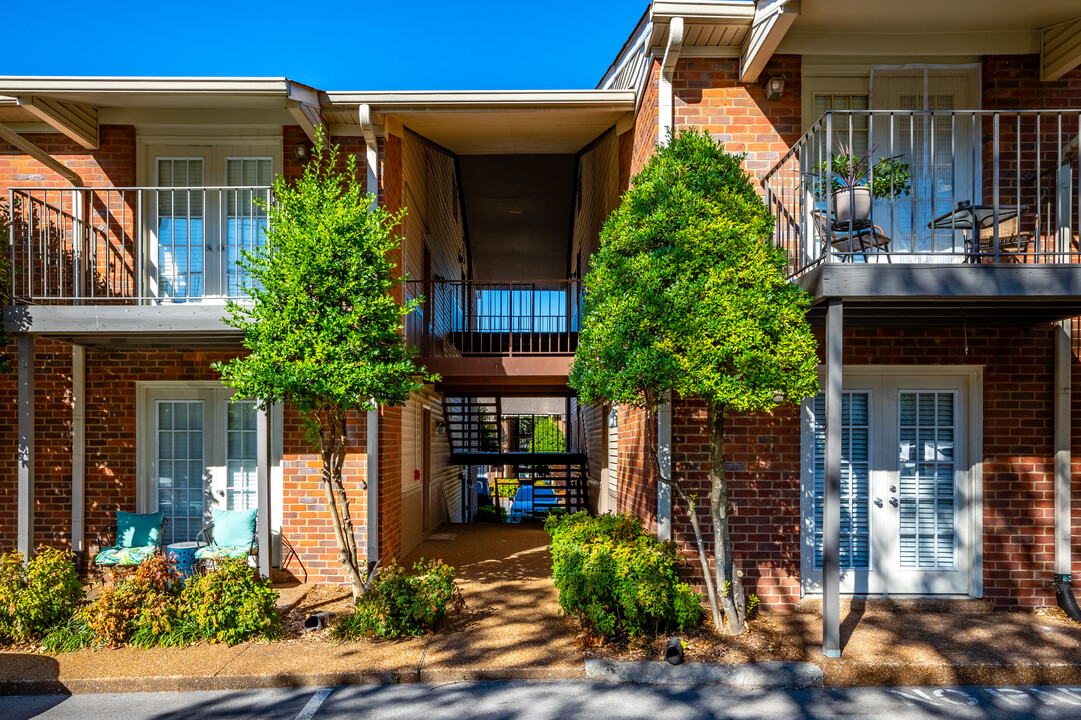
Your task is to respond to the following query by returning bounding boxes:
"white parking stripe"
[294,687,333,720]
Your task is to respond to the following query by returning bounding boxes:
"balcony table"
[929,202,1026,263]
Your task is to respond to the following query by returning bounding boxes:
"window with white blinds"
[225,158,272,297]
[814,94,870,157]
[157,159,205,299]
[226,400,258,512]
[812,392,871,570]
[898,391,957,569]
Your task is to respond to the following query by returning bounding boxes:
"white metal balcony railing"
[762,110,1081,278]
[8,186,272,303]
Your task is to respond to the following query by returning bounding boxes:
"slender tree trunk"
[643,392,722,630]
[707,405,746,635]
[317,407,367,602]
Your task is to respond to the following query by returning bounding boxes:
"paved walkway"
[2,523,1081,693]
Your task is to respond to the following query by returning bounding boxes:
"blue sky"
[1,1,652,90]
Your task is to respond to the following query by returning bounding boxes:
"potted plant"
[812,143,911,223]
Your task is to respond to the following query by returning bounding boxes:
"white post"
[823,299,843,657]
[17,334,35,558]
[71,345,85,555]
[1054,319,1072,578]
[256,404,272,579]
[657,393,672,541]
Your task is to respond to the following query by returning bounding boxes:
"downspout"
[658,16,684,148]
[360,104,381,571]
[1054,319,1081,621]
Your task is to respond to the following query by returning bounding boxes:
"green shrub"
[180,558,280,644]
[475,504,506,523]
[42,555,280,651]
[332,559,461,640]
[0,547,84,643]
[546,511,702,637]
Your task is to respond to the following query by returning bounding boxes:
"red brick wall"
[0,125,136,190]
[669,322,1081,611]
[616,404,656,534]
[632,61,660,177]
[673,55,802,181]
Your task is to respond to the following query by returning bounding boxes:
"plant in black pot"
[813,143,911,223]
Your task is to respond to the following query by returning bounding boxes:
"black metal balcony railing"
[762,110,1081,278]
[407,280,582,356]
[8,186,272,303]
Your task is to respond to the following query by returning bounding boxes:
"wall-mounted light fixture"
[436,420,447,435]
[294,141,311,162]
[765,74,786,102]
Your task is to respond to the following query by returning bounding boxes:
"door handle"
[874,497,883,507]
[889,497,899,508]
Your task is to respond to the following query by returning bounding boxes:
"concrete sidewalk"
[2,524,1081,693]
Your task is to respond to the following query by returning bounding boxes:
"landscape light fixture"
[765,74,786,101]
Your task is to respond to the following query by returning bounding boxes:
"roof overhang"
[324,90,636,154]
[0,77,330,145]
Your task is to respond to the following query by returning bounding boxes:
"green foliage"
[570,128,819,415]
[811,144,911,200]
[179,558,281,645]
[214,134,430,415]
[529,416,565,453]
[40,556,279,652]
[474,504,506,523]
[0,547,84,643]
[746,593,760,620]
[475,409,500,451]
[546,512,702,637]
[331,559,461,640]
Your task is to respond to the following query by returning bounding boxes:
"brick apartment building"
[3,0,1081,648]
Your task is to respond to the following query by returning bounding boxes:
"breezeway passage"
[6,683,1081,720]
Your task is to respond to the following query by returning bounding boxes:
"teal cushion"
[212,508,257,547]
[117,511,163,548]
[95,546,157,566]
[195,545,252,560]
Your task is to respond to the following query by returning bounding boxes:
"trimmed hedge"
[546,511,702,637]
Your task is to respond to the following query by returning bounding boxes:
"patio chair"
[813,211,892,262]
[93,511,168,580]
[194,508,258,572]
[974,212,1037,258]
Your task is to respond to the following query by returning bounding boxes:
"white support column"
[256,404,272,579]
[657,393,673,541]
[823,299,843,658]
[367,408,380,568]
[71,345,85,555]
[17,334,35,558]
[1054,319,1072,578]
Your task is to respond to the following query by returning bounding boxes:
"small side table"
[167,541,201,579]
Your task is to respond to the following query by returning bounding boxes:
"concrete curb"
[584,659,824,689]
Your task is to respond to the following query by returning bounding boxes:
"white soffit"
[649,1,755,52]
[324,90,635,154]
[779,0,1079,57]
[0,77,296,109]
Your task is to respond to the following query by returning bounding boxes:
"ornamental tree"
[215,137,431,602]
[570,129,819,635]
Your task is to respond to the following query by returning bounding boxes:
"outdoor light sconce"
[436,420,447,435]
[294,141,311,162]
[765,74,786,101]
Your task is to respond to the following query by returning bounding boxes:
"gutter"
[1054,319,1081,621]
[659,16,684,147]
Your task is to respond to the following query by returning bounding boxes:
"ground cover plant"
[546,511,702,637]
[331,559,461,640]
[39,555,280,652]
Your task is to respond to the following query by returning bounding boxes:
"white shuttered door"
[802,371,974,596]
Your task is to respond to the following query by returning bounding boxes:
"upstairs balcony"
[761,110,1081,323]
[406,279,583,389]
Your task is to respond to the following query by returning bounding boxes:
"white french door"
[149,146,274,301]
[146,387,260,544]
[801,368,981,597]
